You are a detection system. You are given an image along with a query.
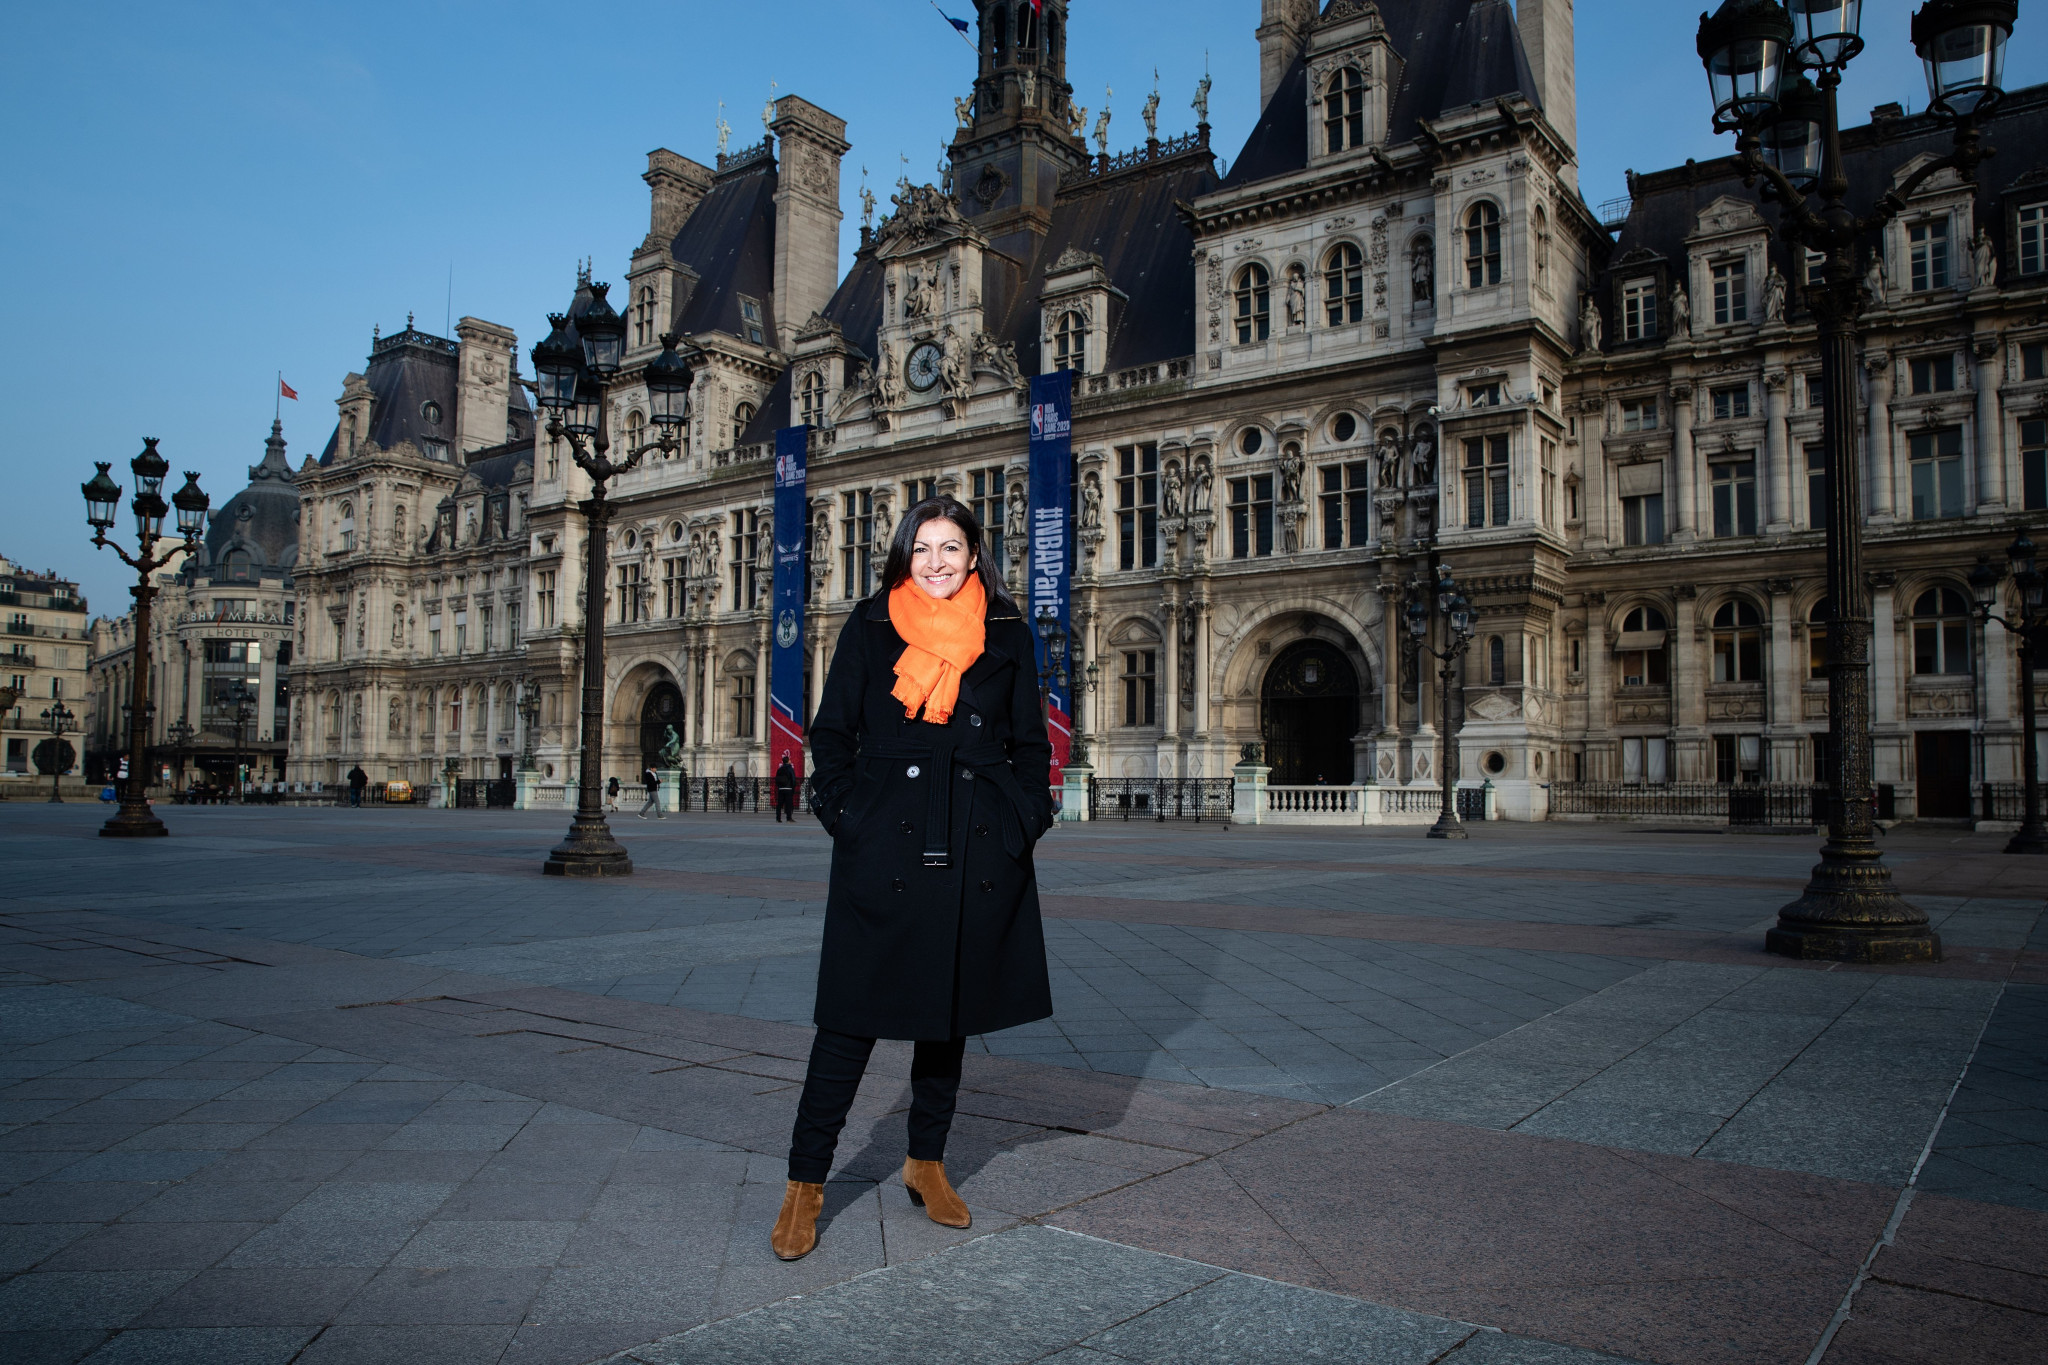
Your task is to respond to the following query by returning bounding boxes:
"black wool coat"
[808,591,1056,1041]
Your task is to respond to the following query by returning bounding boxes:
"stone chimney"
[1257,0,1314,114]
[453,318,518,456]
[768,95,851,349]
[1518,0,1578,187]
[642,149,714,251]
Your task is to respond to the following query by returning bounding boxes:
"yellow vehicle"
[382,780,414,804]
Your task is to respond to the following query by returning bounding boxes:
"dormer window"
[738,297,765,346]
[1711,259,1748,325]
[799,371,825,426]
[1908,219,1951,292]
[1621,279,1658,340]
[1325,244,1363,325]
[732,402,757,447]
[1324,68,1365,153]
[635,286,657,347]
[1234,265,1271,343]
[2020,203,2046,276]
[1464,204,1501,287]
[1054,311,1088,373]
[1468,381,1504,407]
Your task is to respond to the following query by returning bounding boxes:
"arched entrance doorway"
[639,680,685,772]
[1260,640,1361,785]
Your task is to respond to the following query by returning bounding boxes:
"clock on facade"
[906,342,943,392]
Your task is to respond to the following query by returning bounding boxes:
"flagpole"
[275,371,281,423]
[927,0,977,50]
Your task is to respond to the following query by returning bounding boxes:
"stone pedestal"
[515,769,539,811]
[659,767,682,815]
[1232,762,1271,825]
[1060,764,1093,822]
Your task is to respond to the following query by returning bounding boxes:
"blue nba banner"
[1027,371,1074,796]
[770,425,809,786]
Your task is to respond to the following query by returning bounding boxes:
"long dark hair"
[879,494,1017,612]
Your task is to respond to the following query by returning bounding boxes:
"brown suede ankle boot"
[902,1158,971,1229]
[771,1180,825,1260]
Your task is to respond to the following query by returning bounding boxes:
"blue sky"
[3,1,2038,611]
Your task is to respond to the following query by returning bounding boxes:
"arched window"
[1487,636,1506,686]
[1324,67,1366,153]
[220,550,252,582]
[1711,600,1763,682]
[1324,243,1364,325]
[1533,206,1551,294]
[1048,14,1062,63]
[1054,311,1088,372]
[1618,605,1669,687]
[1016,3,1036,53]
[990,5,1008,61]
[1807,600,1830,679]
[337,502,356,553]
[1465,202,1502,287]
[799,371,826,426]
[732,402,756,448]
[1912,587,1972,675]
[624,408,646,452]
[1234,264,1271,343]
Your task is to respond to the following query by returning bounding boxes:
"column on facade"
[1870,577,1903,785]
[184,646,204,732]
[1974,334,2005,510]
[1764,369,1792,533]
[1670,591,1703,780]
[1580,398,1609,548]
[1583,601,1611,781]
[1190,593,1211,740]
[753,618,771,758]
[807,616,826,741]
[1866,352,1895,519]
[1157,593,1181,775]
[1670,384,1697,540]
[257,644,278,743]
[1765,584,1799,779]
[1981,605,2017,780]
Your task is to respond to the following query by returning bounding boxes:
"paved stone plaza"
[0,804,2041,1364]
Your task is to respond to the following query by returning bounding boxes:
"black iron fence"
[1088,777,1234,822]
[1982,782,2026,822]
[1457,785,1486,822]
[1550,782,1821,825]
[1728,784,1828,827]
[673,775,813,814]
[455,779,516,810]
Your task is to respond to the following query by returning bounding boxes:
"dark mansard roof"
[195,421,301,585]
[667,156,782,345]
[315,324,532,467]
[1223,0,1542,190]
[1596,83,2048,340]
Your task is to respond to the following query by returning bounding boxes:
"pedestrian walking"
[774,752,799,823]
[638,766,663,819]
[771,495,1054,1262]
[605,775,620,812]
[347,764,368,808]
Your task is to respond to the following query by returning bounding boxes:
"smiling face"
[909,517,979,600]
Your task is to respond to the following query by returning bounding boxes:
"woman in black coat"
[771,494,1055,1261]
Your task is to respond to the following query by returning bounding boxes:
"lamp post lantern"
[1695,0,2017,961]
[40,701,75,804]
[1972,533,2048,855]
[1407,563,1476,840]
[82,444,208,837]
[533,297,692,876]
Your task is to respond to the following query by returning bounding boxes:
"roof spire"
[251,418,292,481]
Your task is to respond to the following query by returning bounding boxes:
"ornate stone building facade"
[280,0,2045,821]
[2,556,90,791]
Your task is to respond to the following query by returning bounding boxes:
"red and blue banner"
[770,425,809,784]
[1027,371,1073,795]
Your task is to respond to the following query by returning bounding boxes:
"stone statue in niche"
[1161,460,1184,519]
[1080,471,1104,530]
[390,604,406,647]
[1190,453,1214,514]
[388,698,403,737]
[349,696,363,738]
[940,327,971,404]
[1762,264,1787,324]
[1670,284,1692,337]
[1285,265,1306,328]
[1410,435,1436,485]
[1862,252,1888,305]
[1019,70,1038,108]
[1412,241,1434,305]
[1972,228,1998,289]
[872,498,893,549]
[1376,441,1402,488]
[1278,445,1305,505]
[904,270,935,322]
[873,344,901,411]
[1580,295,1603,353]
[1005,483,1028,548]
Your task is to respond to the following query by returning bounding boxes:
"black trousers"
[787,1029,966,1184]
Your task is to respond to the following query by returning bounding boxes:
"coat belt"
[861,739,1024,866]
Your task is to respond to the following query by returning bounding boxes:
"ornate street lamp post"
[1695,0,2017,961]
[228,682,256,803]
[530,292,693,876]
[40,700,75,804]
[1406,563,1476,840]
[517,679,542,771]
[81,443,209,838]
[165,718,193,792]
[1972,533,2047,855]
[1033,607,1071,698]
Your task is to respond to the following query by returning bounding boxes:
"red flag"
[279,379,299,401]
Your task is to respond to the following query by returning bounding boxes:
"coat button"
[970,714,983,727]
[974,824,990,836]
[901,821,914,835]
[893,879,906,892]
[980,879,995,892]
[906,765,921,778]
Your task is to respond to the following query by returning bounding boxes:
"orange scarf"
[888,575,986,725]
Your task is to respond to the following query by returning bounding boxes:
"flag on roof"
[279,379,299,401]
